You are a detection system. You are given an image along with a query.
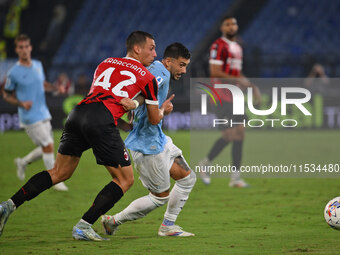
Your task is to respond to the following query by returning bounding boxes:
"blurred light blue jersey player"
[5,60,51,126]
[2,34,68,191]
[125,60,170,154]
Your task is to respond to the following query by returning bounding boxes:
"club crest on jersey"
[124,149,129,161]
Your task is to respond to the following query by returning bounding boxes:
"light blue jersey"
[5,60,51,126]
[125,61,170,154]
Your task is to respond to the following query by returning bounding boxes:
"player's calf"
[162,171,196,228]
[102,193,169,235]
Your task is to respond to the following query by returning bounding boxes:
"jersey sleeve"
[209,42,225,65]
[154,75,166,89]
[142,77,159,105]
[4,72,16,92]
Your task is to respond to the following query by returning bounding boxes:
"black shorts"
[58,102,131,168]
[215,102,247,129]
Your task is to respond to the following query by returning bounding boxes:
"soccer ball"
[324,197,340,230]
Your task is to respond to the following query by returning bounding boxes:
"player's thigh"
[25,120,54,147]
[221,127,236,141]
[216,103,237,141]
[82,103,131,168]
[58,105,90,158]
[133,136,183,193]
[48,153,80,183]
[234,124,245,140]
[170,156,192,180]
[131,150,171,194]
[89,126,131,168]
[105,164,134,193]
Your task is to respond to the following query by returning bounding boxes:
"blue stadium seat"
[242,0,340,57]
[51,0,233,80]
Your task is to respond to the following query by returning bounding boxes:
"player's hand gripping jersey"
[79,57,158,124]
[125,61,170,154]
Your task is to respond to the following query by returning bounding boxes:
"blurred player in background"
[0,31,174,241]
[199,16,261,187]
[102,43,196,237]
[2,34,68,191]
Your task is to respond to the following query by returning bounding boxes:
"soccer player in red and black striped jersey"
[199,16,261,187]
[0,31,174,241]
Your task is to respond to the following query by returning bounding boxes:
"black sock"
[11,171,53,208]
[207,137,229,161]
[82,181,124,225]
[232,140,243,169]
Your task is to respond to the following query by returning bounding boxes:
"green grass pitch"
[0,130,340,254]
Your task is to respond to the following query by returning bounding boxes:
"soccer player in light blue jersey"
[102,43,196,237]
[3,34,68,191]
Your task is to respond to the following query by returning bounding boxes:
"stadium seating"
[241,0,340,77]
[51,0,233,80]
[243,0,340,56]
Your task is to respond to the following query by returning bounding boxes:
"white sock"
[164,171,196,222]
[230,169,241,181]
[22,147,43,165]
[114,193,168,225]
[163,184,189,222]
[8,199,16,210]
[42,152,55,170]
[79,219,91,226]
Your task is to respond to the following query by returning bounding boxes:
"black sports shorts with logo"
[58,102,131,168]
[215,102,247,129]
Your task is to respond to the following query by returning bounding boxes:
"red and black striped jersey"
[209,37,243,76]
[79,57,158,123]
[209,37,243,102]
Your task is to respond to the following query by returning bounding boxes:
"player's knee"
[235,126,245,140]
[176,170,196,191]
[234,132,244,141]
[149,192,169,207]
[48,167,72,184]
[119,175,134,192]
[42,143,54,153]
[126,175,134,189]
[221,130,233,142]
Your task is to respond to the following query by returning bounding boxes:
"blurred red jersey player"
[199,16,261,187]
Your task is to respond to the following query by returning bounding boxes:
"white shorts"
[24,120,54,147]
[130,136,183,193]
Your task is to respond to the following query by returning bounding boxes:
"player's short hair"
[163,42,191,60]
[221,15,236,24]
[14,34,31,47]
[126,31,154,52]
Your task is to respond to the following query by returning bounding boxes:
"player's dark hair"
[163,42,191,60]
[14,34,31,46]
[126,31,154,52]
[221,15,236,24]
